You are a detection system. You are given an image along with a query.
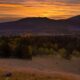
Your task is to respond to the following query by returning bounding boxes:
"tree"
[58,48,71,60]
[72,50,80,57]
[1,42,11,58]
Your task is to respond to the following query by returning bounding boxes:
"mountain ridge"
[0,15,80,36]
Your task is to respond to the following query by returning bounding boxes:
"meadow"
[0,56,80,80]
[0,35,80,80]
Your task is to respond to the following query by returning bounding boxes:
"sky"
[0,0,80,22]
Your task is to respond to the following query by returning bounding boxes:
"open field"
[0,56,80,80]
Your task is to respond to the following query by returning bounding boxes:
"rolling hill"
[0,15,80,36]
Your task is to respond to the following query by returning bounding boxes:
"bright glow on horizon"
[0,0,80,21]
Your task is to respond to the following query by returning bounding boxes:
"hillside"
[0,15,80,36]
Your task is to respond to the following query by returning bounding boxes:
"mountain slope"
[0,16,80,36]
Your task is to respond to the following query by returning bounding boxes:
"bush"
[58,48,72,60]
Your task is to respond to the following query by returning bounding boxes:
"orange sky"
[0,0,80,22]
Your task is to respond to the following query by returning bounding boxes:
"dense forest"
[0,35,80,60]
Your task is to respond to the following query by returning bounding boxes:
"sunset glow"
[0,0,80,22]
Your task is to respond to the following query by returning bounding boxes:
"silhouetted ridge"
[18,17,54,23]
[67,15,80,21]
[0,15,80,36]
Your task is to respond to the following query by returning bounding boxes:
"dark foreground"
[0,56,80,80]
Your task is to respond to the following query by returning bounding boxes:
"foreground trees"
[0,35,80,60]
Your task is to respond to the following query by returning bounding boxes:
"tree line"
[0,35,80,60]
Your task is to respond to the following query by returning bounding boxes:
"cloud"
[55,0,80,4]
[0,0,80,21]
[0,0,80,4]
[0,0,29,3]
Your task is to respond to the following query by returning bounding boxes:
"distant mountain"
[67,15,80,22]
[0,15,80,36]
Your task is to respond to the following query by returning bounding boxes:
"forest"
[0,35,80,60]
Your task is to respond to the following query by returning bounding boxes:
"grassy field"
[0,56,80,80]
[0,69,80,80]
